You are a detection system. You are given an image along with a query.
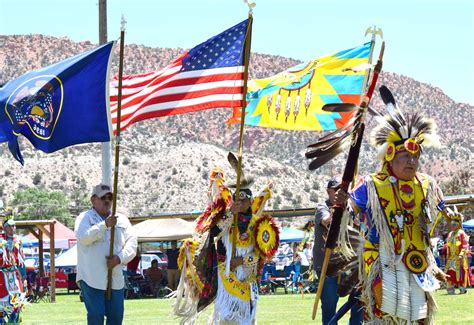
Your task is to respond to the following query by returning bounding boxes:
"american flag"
[110,19,249,133]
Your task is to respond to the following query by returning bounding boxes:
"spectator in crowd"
[300,242,311,274]
[127,248,140,276]
[437,233,448,267]
[146,259,164,296]
[292,242,302,264]
[292,242,302,287]
[166,240,180,291]
[75,184,137,325]
[272,242,294,272]
[431,237,441,267]
[303,242,313,265]
[469,235,474,268]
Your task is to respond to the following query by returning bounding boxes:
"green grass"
[23,288,474,324]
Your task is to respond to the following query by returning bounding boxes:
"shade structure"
[133,218,195,243]
[462,218,474,230]
[280,227,305,243]
[18,235,38,248]
[25,219,76,249]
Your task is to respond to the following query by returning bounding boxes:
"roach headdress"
[1,208,15,228]
[371,85,441,161]
[445,205,464,224]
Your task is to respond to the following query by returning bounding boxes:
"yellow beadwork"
[370,175,429,256]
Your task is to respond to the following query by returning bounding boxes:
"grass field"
[23,288,473,324]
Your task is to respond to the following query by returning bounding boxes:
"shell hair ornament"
[371,85,441,161]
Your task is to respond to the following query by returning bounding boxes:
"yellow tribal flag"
[235,42,372,131]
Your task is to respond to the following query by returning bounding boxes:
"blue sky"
[1,0,473,104]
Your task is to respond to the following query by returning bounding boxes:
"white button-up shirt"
[74,208,137,290]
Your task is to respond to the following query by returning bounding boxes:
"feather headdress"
[371,85,441,161]
[445,205,464,224]
[1,208,15,227]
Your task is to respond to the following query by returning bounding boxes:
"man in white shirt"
[75,184,137,325]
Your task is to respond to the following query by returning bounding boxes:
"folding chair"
[25,270,37,302]
[156,285,173,298]
[67,273,79,294]
[124,273,143,299]
[34,277,50,303]
[296,269,315,297]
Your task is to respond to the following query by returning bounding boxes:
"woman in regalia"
[0,209,25,324]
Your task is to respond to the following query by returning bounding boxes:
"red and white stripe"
[109,56,244,133]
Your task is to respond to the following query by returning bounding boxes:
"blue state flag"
[0,41,115,164]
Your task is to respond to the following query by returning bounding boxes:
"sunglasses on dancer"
[235,191,252,201]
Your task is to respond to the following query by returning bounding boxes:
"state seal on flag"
[5,75,63,140]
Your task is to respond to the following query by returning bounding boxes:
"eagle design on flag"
[7,78,61,138]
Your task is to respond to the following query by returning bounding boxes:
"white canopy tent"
[55,244,77,268]
[133,218,195,243]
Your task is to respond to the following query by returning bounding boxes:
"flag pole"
[231,9,254,259]
[352,27,382,185]
[99,0,112,186]
[106,16,126,300]
[362,26,383,94]
[311,42,385,320]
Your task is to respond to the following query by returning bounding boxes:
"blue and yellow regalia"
[344,89,447,324]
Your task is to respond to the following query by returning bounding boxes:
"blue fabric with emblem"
[0,42,114,164]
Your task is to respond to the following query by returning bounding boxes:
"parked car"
[24,257,39,273]
[24,256,50,273]
[24,252,53,261]
[139,253,166,274]
[145,250,168,267]
[42,252,52,260]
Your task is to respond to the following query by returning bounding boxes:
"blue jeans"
[79,281,124,325]
[346,292,363,325]
[317,274,363,325]
[319,275,339,325]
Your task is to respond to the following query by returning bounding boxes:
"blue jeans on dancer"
[79,280,124,325]
[317,273,363,325]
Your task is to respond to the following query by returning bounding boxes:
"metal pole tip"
[243,0,256,14]
[120,15,127,31]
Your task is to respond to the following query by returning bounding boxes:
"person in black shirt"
[166,241,180,291]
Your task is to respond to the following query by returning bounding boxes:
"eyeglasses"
[100,194,114,202]
[236,191,252,201]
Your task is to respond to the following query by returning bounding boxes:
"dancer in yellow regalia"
[337,86,448,324]
[173,154,279,325]
[444,207,471,294]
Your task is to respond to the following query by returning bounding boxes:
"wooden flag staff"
[231,6,254,259]
[311,42,385,320]
[106,16,126,300]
